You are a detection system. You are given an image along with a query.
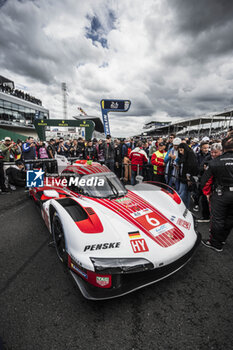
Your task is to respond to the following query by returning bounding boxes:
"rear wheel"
[52,213,68,264]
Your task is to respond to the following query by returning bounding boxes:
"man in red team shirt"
[129,141,148,185]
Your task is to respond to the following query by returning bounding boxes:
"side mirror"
[43,190,60,198]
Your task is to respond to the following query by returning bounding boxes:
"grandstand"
[139,110,233,138]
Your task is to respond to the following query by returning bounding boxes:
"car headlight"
[90,257,153,274]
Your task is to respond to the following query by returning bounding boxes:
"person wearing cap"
[151,142,167,183]
[164,137,181,190]
[191,138,200,154]
[201,136,210,143]
[0,137,20,162]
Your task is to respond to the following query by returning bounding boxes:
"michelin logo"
[26,169,44,187]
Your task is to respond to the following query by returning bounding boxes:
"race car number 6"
[145,214,160,227]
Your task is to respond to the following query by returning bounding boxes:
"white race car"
[30,160,201,300]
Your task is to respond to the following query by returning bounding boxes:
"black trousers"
[200,194,210,219]
[0,162,6,191]
[210,191,233,246]
[153,174,165,184]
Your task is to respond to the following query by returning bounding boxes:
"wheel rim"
[53,216,66,263]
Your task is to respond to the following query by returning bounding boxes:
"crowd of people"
[1,129,233,252]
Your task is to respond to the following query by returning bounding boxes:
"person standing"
[121,139,131,183]
[22,137,37,170]
[151,142,167,183]
[0,145,9,193]
[129,141,148,185]
[57,138,68,157]
[114,139,122,178]
[201,136,233,252]
[177,143,198,208]
[47,139,56,173]
[103,135,115,172]
[164,137,181,190]
[195,142,211,221]
[76,138,85,160]
[85,140,98,161]
[166,133,176,152]
[96,139,105,165]
[0,137,20,162]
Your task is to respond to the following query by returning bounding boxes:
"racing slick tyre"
[52,213,68,265]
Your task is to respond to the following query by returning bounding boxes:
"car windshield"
[77,172,127,199]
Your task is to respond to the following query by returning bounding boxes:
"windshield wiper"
[105,176,119,199]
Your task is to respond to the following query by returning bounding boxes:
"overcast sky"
[1,0,233,137]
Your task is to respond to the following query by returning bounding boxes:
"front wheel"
[52,213,68,265]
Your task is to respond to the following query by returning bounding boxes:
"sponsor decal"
[26,169,44,187]
[131,208,152,218]
[128,231,141,239]
[84,242,121,252]
[130,239,149,253]
[115,197,132,205]
[177,218,191,230]
[150,223,174,237]
[71,263,88,279]
[96,276,110,287]
[170,215,176,222]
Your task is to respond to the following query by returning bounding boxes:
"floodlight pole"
[61,82,67,120]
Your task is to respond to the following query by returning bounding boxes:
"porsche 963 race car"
[30,160,201,300]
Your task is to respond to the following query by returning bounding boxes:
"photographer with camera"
[22,137,37,170]
[57,138,69,157]
[0,137,20,162]
[0,137,19,193]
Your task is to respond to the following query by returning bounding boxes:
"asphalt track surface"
[0,190,233,350]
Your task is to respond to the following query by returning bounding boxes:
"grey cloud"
[170,0,233,35]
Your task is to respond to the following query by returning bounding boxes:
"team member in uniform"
[151,142,166,183]
[201,136,233,252]
[129,141,148,185]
